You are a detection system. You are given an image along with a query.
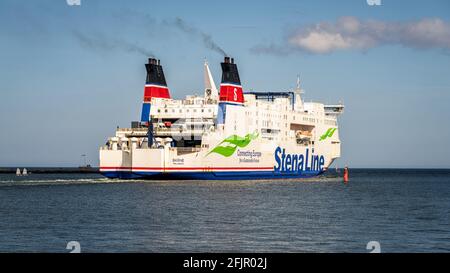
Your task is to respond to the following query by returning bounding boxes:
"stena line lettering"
[274,147,325,173]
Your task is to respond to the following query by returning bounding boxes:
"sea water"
[0,169,449,252]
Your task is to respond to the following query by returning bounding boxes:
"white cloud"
[289,30,352,54]
[253,17,450,54]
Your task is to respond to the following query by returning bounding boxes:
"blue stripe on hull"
[100,171,323,180]
[101,171,145,179]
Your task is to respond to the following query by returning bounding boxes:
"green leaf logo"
[319,128,337,141]
[207,132,259,157]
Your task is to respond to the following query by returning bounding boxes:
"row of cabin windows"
[157,108,213,113]
[302,117,316,122]
[254,112,285,121]
[252,112,325,124]
[260,120,289,128]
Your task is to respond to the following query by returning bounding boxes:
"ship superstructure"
[99,57,344,179]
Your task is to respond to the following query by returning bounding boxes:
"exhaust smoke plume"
[72,30,154,57]
[167,17,228,56]
[72,14,228,58]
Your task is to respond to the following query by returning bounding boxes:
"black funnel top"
[145,58,167,86]
[221,56,241,85]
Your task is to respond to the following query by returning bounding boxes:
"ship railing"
[324,104,345,115]
[154,128,208,135]
[117,128,147,132]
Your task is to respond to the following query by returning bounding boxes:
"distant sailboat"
[16,168,21,176]
[22,168,28,176]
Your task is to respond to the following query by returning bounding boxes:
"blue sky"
[0,0,449,168]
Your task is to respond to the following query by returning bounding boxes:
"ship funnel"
[140,58,171,122]
[219,56,243,104]
[217,56,244,125]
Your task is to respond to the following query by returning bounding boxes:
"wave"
[0,174,342,187]
[0,178,149,186]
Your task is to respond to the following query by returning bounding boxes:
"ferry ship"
[99,57,344,179]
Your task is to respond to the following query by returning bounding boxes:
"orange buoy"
[343,166,349,184]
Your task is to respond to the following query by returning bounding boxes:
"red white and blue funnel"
[217,57,243,124]
[140,58,171,123]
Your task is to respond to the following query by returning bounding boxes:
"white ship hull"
[100,144,336,180]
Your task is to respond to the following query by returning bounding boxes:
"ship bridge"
[324,104,345,116]
[244,91,296,110]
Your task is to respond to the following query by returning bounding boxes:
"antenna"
[295,74,304,94]
[293,74,305,110]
